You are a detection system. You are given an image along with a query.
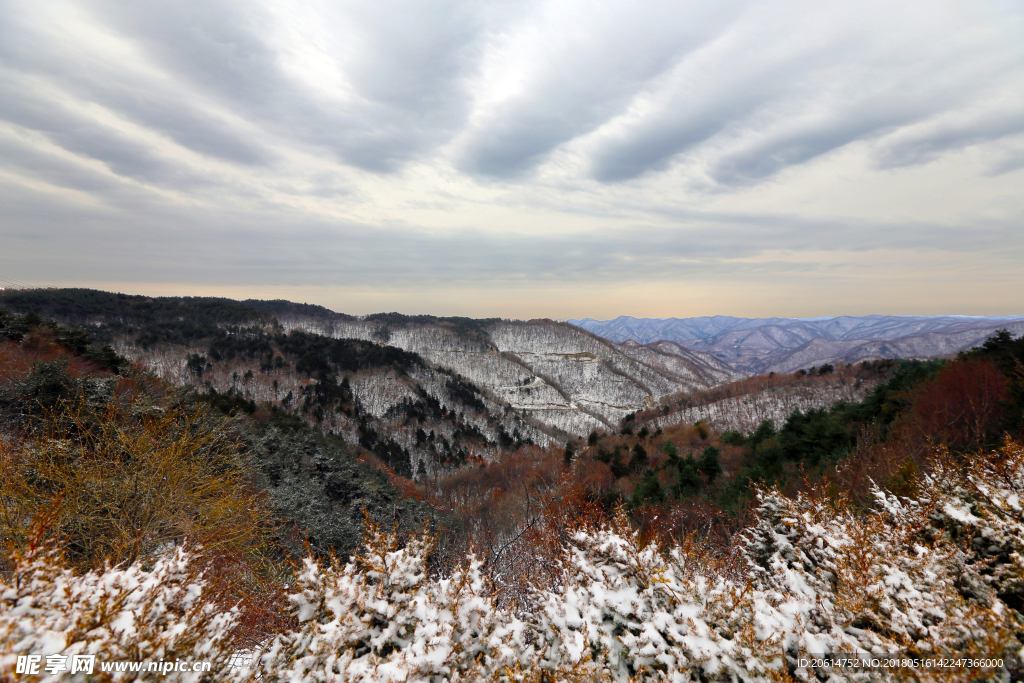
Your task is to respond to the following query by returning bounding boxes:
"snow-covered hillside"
[114,336,554,478]
[278,316,734,435]
[654,376,872,434]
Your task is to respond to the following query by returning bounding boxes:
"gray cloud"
[587,57,806,182]
[709,109,919,186]
[0,0,1022,314]
[0,77,201,187]
[988,148,1024,176]
[0,5,269,168]
[0,131,124,196]
[876,112,1024,170]
[2,169,1017,289]
[87,1,298,113]
[587,7,1024,184]
[456,1,744,177]
[1,0,1019,185]
[86,0,483,172]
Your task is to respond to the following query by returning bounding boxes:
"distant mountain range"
[568,315,1024,375]
[0,289,734,438]
[5,287,1023,438]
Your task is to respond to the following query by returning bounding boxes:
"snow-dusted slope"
[278,317,732,435]
[654,377,872,434]
[614,340,736,387]
[116,332,554,477]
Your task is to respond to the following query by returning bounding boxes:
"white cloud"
[0,0,1022,316]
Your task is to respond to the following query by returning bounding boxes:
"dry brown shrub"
[0,340,53,384]
[428,445,613,610]
[0,393,297,646]
[426,445,564,582]
[1,329,122,383]
[826,421,930,505]
[490,477,607,607]
[192,546,297,649]
[574,458,614,493]
[0,397,273,570]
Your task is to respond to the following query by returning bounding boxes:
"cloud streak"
[0,0,1022,315]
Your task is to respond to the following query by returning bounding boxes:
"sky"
[1,0,1022,320]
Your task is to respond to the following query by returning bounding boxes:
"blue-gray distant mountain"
[568,315,1024,375]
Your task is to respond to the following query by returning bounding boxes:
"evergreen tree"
[632,469,666,506]
[698,446,722,485]
[629,443,648,472]
[662,440,678,461]
[672,455,703,498]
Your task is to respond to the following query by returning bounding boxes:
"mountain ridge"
[569,314,1024,374]
[0,289,735,440]
[277,314,736,435]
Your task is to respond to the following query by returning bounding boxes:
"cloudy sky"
[1,0,1022,319]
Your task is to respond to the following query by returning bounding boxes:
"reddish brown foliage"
[193,548,297,648]
[574,459,614,493]
[826,358,1011,504]
[0,331,121,385]
[0,341,48,383]
[912,358,1008,448]
[357,451,421,500]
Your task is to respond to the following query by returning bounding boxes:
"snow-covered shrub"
[257,441,1024,682]
[14,441,1021,682]
[929,439,1024,615]
[533,470,1018,682]
[744,485,1015,680]
[258,518,521,682]
[536,510,783,682]
[0,543,240,682]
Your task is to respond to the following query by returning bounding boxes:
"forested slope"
[0,308,432,566]
[0,290,551,480]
